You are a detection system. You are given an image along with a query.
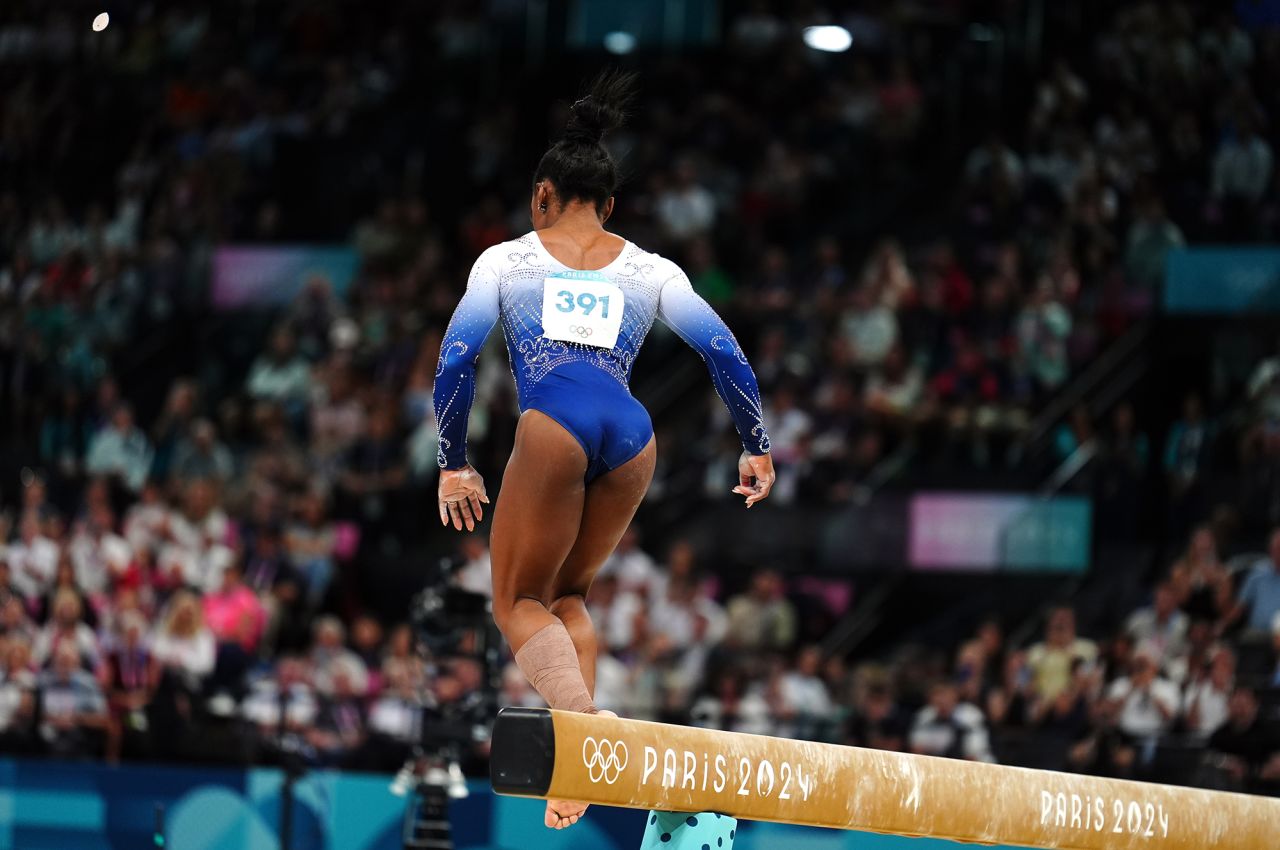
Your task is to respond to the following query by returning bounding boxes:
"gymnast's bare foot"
[545,710,617,829]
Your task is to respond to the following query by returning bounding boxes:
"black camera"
[399,562,505,849]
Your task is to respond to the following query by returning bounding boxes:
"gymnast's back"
[482,231,695,397]
[432,229,769,474]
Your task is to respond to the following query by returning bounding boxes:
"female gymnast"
[433,72,774,829]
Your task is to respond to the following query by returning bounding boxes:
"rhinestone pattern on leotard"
[433,232,770,468]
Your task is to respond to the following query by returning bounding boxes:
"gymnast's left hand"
[733,451,775,508]
[438,465,490,531]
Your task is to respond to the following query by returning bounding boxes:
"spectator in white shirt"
[242,656,317,735]
[1246,355,1280,424]
[150,592,216,689]
[690,667,773,736]
[592,651,632,715]
[451,536,492,598]
[122,481,169,554]
[0,643,35,746]
[7,516,58,600]
[368,665,425,743]
[1183,648,1235,740]
[909,681,995,762]
[1211,118,1273,205]
[653,564,727,648]
[162,479,234,591]
[0,597,37,647]
[865,344,924,420]
[85,403,153,493]
[245,327,313,411]
[1105,648,1180,741]
[647,538,695,606]
[0,560,22,611]
[647,577,702,651]
[840,284,899,369]
[655,159,716,242]
[32,589,100,671]
[762,384,813,473]
[379,624,426,695]
[68,503,132,597]
[308,616,369,697]
[597,525,658,594]
[497,661,542,710]
[587,574,645,652]
[1124,581,1189,667]
[781,646,835,740]
[169,480,230,551]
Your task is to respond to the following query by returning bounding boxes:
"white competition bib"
[541,271,624,349]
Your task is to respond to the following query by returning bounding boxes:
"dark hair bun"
[563,70,636,147]
[533,70,637,211]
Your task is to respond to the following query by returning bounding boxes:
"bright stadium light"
[803,25,852,53]
[603,31,637,55]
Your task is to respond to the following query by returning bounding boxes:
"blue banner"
[1164,247,1280,314]
[909,493,1092,573]
[211,245,360,309]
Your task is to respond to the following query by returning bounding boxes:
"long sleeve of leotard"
[433,247,502,470]
[657,268,771,455]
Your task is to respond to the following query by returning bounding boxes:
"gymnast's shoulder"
[624,243,685,285]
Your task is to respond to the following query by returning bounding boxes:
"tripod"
[393,740,471,850]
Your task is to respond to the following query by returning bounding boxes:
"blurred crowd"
[0,0,1275,796]
[494,521,1280,797]
[4,1,1277,509]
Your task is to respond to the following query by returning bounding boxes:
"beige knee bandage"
[514,623,597,714]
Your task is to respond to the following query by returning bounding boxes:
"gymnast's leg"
[490,410,592,712]
[549,436,656,697]
[534,439,655,830]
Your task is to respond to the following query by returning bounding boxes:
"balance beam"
[490,708,1280,849]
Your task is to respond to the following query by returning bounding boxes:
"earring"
[539,203,548,212]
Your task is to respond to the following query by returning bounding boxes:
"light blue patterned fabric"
[639,811,737,850]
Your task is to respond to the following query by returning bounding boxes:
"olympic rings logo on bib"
[541,273,624,350]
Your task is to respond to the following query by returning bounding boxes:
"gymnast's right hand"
[438,465,490,531]
[733,451,775,508]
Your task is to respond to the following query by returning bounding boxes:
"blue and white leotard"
[434,231,770,481]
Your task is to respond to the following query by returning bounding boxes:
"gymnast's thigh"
[489,409,590,610]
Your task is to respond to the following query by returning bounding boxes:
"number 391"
[556,290,611,318]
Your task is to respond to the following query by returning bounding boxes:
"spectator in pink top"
[202,564,266,653]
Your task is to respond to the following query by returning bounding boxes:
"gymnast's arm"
[433,248,501,529]
[657,268,774,506]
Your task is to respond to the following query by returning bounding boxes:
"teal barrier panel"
[1164,247,1280,314]
[909,493,1092,573]
[212,245,360,308]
